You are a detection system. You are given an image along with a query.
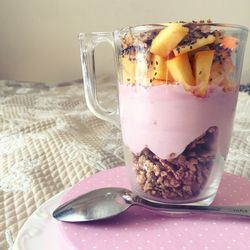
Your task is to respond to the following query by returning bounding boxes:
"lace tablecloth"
[0,79,249,250]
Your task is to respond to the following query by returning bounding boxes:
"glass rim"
[78,22,248,39]
[120,22,249,33]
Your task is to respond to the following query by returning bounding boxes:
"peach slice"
[149,54,166,81]
[221,36,239,50]
[167,53,195,88]
[173,35,215,56]
[150,23,189,58]
[121,56,136,84]
[166,67,175,83]
[122,71,136,84]
[152,80,165,86]
[121,55,150,85]
[193,50,215,97]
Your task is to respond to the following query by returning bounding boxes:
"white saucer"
[13,190,67,250]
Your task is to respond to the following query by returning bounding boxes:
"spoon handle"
[134,196,250,217]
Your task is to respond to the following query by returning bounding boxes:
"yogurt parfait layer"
[118,21,239,202]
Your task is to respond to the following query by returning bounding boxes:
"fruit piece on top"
[193,50,215,97]
[166,66,175,83]
[167,53,195,88]
[149,54,166,81]
[123,71,135,84]
[209,62,225,86]
[121,55,136,84]
[121,54,150,85]
[151,80,165,86]
[173,34,215,56]
[221,36,239,50]
[150,23,189,58]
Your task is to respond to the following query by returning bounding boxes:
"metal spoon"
[53,187,250,222]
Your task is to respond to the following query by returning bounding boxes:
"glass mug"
[79,22,248,205]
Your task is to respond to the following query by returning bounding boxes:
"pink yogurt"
[118,83,238,159]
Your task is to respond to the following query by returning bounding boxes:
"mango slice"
[167,53,195,88]
[173,35,215,56]
[151,80,165,86]
[193,50,215,97]
[221,36,239,50]
[166,67,175,83]
[121,56,136,84]
[121,55,150,85]
[150,23,189,58]
[149,54,166,81]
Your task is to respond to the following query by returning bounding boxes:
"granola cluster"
[120,30,160,62]
[133,126,218,200]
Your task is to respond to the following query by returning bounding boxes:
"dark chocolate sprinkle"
[178,24,214,48]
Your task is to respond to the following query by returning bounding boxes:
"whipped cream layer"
[119,83,238,159]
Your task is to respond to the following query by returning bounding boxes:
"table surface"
[0,79,250,250]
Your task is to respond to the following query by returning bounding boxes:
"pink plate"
[57,166,250,250]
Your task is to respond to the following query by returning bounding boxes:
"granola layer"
[133,126,218,200]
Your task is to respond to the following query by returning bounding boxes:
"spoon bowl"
[53,188,133,222]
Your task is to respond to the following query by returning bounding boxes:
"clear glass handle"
[79,32,119,127]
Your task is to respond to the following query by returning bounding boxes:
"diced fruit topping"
[149,54,166,81]
[121,56,135,74]
[151,80,166,86]
[165,65,175,82]
[221,36,239,50]
[120,20,239,96]
[121,55,136,84]
[148,54,174,83]
[150,23,189,58]
[193,50,215,97]
[167,53,195,88]
[173,35,215,56]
